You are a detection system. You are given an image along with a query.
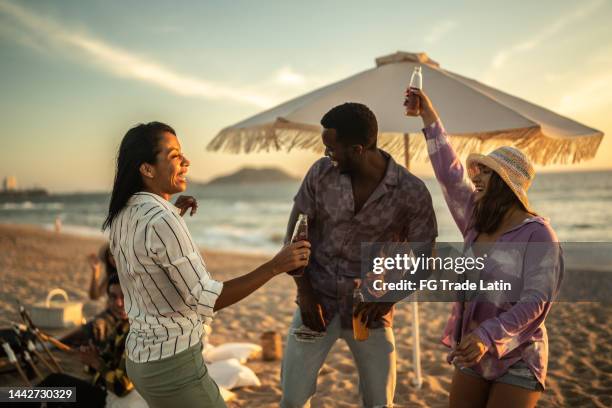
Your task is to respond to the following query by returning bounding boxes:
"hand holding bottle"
[404,88,439,128]
[267,241,311,277]
[288,214,309,276]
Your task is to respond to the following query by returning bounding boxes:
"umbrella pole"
[404,133,423,389]
[403,133,411,170]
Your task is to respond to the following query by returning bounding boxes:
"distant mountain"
[205,167,299,185]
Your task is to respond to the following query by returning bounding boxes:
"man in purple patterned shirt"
[280,103,437,408]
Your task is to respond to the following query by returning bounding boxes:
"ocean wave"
[1,202,64,211]
[205,223,255,238]
[193,223,284,249]
[226,201,292,212]
[42,223,108,239]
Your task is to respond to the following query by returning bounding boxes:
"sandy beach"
[0,223,610,407]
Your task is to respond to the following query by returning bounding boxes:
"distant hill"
[205,167,299,185]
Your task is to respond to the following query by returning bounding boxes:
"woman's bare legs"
[485,383,541,408]
[449,368,490,408]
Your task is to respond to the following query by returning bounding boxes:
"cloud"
[239,64,350,105]
[274,66,307,86]
[485,0,605,81]
[537,45,612,115]
[556,71,612,115]
[424,20,458,44]
[0,0,276,108]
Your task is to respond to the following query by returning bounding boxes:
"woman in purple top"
[405,89,563,408]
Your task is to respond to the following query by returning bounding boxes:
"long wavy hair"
[470,171,532,234]
[102,122,175,231]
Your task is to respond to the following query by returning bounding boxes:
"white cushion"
[204,342,261,363]
[208,358,261,390]
[105,389,148,408]
[219,386,236,402]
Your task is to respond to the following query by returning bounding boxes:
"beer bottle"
[404,66,422,116]
[288,214,308,277]
[352,279,369,341]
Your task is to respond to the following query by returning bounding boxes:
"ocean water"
[1,170,611,255]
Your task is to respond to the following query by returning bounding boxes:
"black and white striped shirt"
[109,192,223,363]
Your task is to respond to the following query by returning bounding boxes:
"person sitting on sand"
[280,103,438,408]
[26,274,133,408]
[103,121,311,408]
[88,243,117,301]
[61,247,125,348]
[406,89,563,408]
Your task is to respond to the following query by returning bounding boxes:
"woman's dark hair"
[470,171,530,234]
[106,273,121,295]
[320,102,378,148]
[102,122,175,230]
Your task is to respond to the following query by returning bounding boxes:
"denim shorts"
[459,360,544,391]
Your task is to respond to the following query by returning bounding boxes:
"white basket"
[29,288,83,329]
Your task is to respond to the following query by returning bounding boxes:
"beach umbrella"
[208,51,603,166]
[207,51,604,388]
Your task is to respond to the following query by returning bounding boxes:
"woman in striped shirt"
[102,122,310,408]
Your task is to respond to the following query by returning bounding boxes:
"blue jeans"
[281,309,396,408]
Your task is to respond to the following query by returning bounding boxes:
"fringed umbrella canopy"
[207,51,603,165]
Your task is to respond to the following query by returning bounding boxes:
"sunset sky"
[1,0,611,192]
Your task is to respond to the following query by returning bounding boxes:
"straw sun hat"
[466,146,535,213]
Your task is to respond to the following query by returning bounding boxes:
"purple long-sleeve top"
[423,119,564,388]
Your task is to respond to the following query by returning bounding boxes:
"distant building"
[3,176,17,191]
